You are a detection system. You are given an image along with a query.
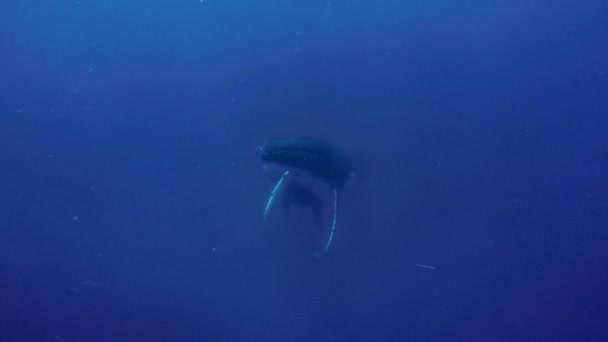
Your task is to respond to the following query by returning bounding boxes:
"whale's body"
[282,178,324,229]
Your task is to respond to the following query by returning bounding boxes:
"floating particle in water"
[415,264,437,270]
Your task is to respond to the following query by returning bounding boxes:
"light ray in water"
[264,170,290,220]
[415,264,437,270]
[324,187,338,252]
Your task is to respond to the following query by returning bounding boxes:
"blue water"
[1,1,607,341]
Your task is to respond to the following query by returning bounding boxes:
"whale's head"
[259,137,324,168]
[259,136,353,189]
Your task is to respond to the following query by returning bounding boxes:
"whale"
[259,136,356,252]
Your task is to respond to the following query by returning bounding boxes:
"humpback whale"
[259,136,355,252]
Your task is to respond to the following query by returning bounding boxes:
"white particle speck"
[72,216,79,221]
[415,264,437,270]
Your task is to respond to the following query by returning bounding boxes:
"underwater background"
[1,0,607,341]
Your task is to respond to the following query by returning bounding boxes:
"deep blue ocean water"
[1,1,607,341]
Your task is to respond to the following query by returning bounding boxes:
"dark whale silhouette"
[258,136,354,190]
[259,136,360,253]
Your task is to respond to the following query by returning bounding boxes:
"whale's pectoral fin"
[264,170,290,220]
[323,187,338,252]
